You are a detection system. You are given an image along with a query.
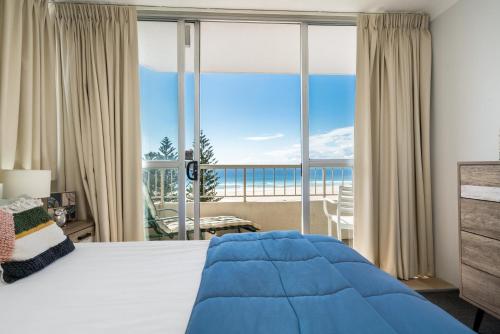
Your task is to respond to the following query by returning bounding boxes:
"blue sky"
[140,66,355,164]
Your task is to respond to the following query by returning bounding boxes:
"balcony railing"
[143,161,353,203]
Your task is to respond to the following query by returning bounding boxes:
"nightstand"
[61,220,95,243]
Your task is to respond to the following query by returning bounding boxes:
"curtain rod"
[48,1,427,25]
[136,7,358,25]
[48,2,359,24]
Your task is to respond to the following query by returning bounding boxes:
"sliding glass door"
[138,21,184,240]
[307,25,356,245]
[138,19,356,242]
[197,22,301,236]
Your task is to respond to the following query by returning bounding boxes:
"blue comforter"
[186,231,473,334]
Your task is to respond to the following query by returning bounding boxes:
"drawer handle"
[77,233,92,241]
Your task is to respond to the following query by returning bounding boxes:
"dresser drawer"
[67,226,95,243]
[460,165,500,187]
[461,198,500,240]
[461,231,500,277]
[461,265,500,318]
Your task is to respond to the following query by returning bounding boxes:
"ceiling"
[139,22,356,74]
[74,0,460,19]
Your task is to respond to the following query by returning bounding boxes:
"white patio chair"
[322,185,354,241]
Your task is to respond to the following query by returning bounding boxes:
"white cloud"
[244,133,284,141]
[310,126,353,159]
[264,127,353,163]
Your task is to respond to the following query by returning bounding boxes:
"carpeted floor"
[421,290,500,334]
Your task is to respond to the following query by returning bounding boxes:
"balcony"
[143,161,353,242]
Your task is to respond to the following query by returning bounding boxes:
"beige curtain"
[0,0,57,175]
[353,14,434,280]
[54,3,143,241]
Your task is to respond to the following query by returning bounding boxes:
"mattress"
[0,241,209,334]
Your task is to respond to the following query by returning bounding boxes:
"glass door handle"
[186,161,198,181]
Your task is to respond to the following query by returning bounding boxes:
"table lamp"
[0,170,51,199]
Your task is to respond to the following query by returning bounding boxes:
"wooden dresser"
[458,161,500,330]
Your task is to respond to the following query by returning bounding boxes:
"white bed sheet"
[0,240,209,334]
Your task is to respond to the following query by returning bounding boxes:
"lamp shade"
[0,170,51,199]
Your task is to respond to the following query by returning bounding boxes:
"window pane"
[201,22,300,74]
[138,21,179,161]
[197,22,302,238]
[200,22,301,165]
[308,26,356,160]
[139,22,180,241]
[308,26,355,245]
[309,166,353,246]
[142,168,179,240]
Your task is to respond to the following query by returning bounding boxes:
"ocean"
[145,166,353,198]
[207,167,352,196]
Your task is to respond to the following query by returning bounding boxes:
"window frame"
[138,12,356,237]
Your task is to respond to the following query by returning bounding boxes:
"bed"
[0,241,209,334]
[0,232,474,334]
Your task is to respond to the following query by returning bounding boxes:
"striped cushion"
[0,198,74,283]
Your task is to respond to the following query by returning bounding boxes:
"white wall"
[431,0,500,286]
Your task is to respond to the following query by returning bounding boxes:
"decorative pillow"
[0,197,75,283]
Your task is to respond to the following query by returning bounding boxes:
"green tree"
[143,136,178,201]
[158,137,178,160]
[187,131,221,202]
[143,151,163,161]
[144,133,220,203]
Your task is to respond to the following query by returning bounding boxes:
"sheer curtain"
[353,14,434,279]
[0,0,57,174]
[54,3,143,241]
